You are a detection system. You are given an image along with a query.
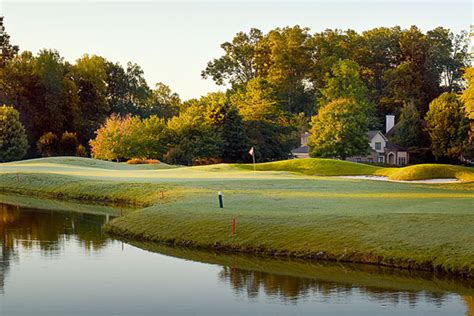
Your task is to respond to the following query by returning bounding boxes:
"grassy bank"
[1,157,473,277]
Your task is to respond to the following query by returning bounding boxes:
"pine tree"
[391,100,425,147]
[220,105,249,162]
[0,105,28,162]
[0,17,19,67]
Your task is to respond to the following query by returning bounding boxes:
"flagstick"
[252,154,256,171]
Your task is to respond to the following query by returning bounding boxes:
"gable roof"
[367,130,388,141]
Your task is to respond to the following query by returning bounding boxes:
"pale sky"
[1,0,472,100]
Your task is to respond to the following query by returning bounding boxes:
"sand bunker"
[335,175,460,184]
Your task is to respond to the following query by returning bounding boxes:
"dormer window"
[375,142,382,150]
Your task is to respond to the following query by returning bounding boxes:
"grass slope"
[1,157,473,277]
[237,158,474,182]
[4,156,175,170]
[379,164,474,182]
[235,158,382,176]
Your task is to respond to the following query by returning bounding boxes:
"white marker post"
[218,192,223,208]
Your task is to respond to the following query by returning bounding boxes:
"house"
[291,132,310,158]
[346,115,409,165]
[291,115,409,165]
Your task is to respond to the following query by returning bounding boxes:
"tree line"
[0,17,472,164]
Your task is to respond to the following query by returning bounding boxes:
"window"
[377,156,384,163]
[375,142,382,150]
[399,157,406,165]
[367,158,373,163]
[356,158,361,163]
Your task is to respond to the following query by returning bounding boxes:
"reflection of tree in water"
[0,203,112,293]
[218,266,463,307]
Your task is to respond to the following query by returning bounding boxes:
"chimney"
[386,115,395,133]
[301,132,309,146]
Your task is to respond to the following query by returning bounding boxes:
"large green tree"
[319,59,370,107]
[391,100,425,148]
[308,98,369,159]
[106,61,151,116]
[72,55,109,143]
[230,78,298,160]
[144,82,181,119]
[0,105,28,162]
[230,77,281,121]
[202,28,265,87]
[425,92,469,161]
[261,26,314,114]
[165,105,223,165]
[319,59,378,129]
[137,115,169,159]
[204,93,249,162]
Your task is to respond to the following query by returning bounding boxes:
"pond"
[0,200,472,315]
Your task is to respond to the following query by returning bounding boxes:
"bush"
[192,157,223,166]
[127,158,160,165]
[59,131,79,156]
[0,105,28,162]
[76,144,87,157]
[90,114,168,161]
[37,132,59,157]
[163,145,191,166]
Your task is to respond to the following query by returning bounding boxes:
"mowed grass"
[236,158,474,182]
[379,163,474,182]
[235,158,383,176]
[1,157,473,276]
[4,156,176,170]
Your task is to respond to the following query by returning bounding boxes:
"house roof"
[385,126,396,137]
[386,141,407,151]
[291,146,309,154]
[367,130,387,141]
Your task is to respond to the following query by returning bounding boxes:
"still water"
[0,201,472,316]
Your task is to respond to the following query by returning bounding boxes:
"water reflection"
[134,241,474,312]
[0,201,473,315]
[0,203,111,294]
[219,266,453,307]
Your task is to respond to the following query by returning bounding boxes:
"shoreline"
[1,185,473,279]
[105,225,474,278]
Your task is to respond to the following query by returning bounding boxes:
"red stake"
[160,191,164,199]
[232,217,237,235]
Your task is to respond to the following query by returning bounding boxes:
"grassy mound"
[4,156,175,170]
[379,164,474,182]
[235,158,382,176]
[236,158,474,182]
[0,172,175,207]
